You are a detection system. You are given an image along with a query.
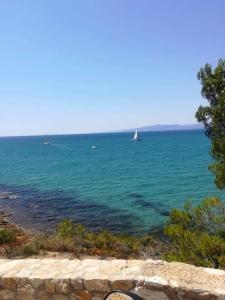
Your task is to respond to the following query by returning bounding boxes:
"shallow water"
[0,130,222,234]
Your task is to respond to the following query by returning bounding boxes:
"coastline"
[0,201,167,260]
[0,186,167,236]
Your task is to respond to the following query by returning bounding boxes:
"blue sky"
[0,0,224,136]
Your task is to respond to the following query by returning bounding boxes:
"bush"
[164,197,225,268]
[56,219,76,239]
[0,220,164,259]
[40,235,77,253]
[41,219,163,259]
[22,243,38,257]
[85,229,142,258]
[0,229,15,244]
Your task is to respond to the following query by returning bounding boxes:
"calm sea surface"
[0,130,222,234]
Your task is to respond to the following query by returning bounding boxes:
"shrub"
[56,219,76,239]
[45,235,77,253]
[0,229,15,244]
[164,197,225,268]
[0,219,163,259]
[40,219,163,259]
[22,243,38,257]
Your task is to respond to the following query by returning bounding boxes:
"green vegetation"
[196,59,225,189]
[164,197,225,268]
[0,219,166,259]
[0,228,15,244]
[29,220,165,259]
[21,243,39,257]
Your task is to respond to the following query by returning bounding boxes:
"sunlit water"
[0,130,222,234]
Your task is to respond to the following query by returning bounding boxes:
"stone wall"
[0,258,224,300]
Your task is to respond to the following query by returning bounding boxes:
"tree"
[196,59,225,189]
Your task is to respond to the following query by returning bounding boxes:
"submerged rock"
[0,192,18,200]
[0,192,10,200]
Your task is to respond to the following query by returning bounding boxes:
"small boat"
[92,145,96,149]
[43,141,50,145]
[132,129,142,141]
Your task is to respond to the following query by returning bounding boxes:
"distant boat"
[132,129,142,141]
[43,141,50,145]
[92,145,96,149]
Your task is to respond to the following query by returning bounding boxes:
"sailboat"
[132,128,142,141]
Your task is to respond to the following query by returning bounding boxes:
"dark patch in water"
[132,197,170,217]
[129,193,143,199]
[0,184,144,235]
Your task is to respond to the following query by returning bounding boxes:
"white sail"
[133,129,138,140]
[132,128,141,141]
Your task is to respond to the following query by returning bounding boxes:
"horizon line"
[0,123,203,138]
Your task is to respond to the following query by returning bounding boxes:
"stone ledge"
[0,258,224,299]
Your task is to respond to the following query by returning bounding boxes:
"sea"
[0,130,222,235]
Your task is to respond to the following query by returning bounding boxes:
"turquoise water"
[0,130,222,234]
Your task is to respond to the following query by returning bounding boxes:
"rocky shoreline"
[0,189,166,237]
[0,190,167,260]
[0,190,33,235]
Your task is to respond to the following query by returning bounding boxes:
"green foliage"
[22,243,38,257]
[56,219,76,239]
[37,234,77,253]
[84,229,142,258]
[196,59,225,189]
[36,219,163,259]
[0,229,15,244]
[55,220,134,257]
[164,198,225,268]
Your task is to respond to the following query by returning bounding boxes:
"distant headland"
[123,123,203,133]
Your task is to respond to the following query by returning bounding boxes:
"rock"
[56,280,71,294]
[1,277,17,290]
[0,192,17,200]
[143,276,168,288]
[8,194,18,199]
[45,279,56,294]
[17,284,35,300]
[0,219,9,225]
[204,268,225,276]
[146,259,164,265]
[84,279,110,292]
[69,293,77,300]
[135,287,169,300]
[36,290,50,300]
[71,278,83,290]
[111,280,134,290]
[16,277,28,288]
[0,289,15,300]
[183,289,217,300]
[92,292,105,300]
[0,192,10,200]
[29,278,43,289]
[74,290,92,300]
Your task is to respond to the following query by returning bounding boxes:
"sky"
[0,0,225,136]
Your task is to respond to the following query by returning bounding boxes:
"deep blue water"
[0,130,222,234]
